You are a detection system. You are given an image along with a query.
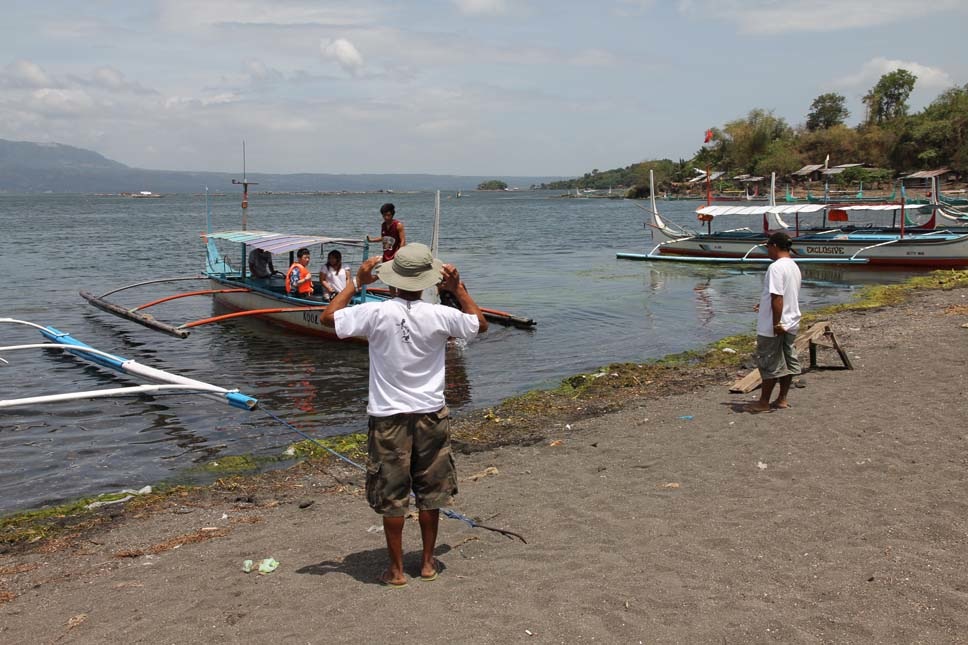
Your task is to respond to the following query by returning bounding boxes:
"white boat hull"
[209,278,359,340]
[649,225,968,267]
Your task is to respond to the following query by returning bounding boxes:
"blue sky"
[1,0,965,176]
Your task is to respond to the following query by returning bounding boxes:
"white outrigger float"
[617,171,968,268]
[0,318,257,410]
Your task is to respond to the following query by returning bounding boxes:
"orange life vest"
[286,263,312,296]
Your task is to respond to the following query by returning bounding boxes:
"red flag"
[703,129,713,144]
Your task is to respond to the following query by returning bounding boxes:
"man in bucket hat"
[323,243,488,586]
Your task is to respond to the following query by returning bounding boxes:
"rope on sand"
[261,409,527,544]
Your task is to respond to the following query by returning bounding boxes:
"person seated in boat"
[247,247,276,280]
[319,249,353,300]
[367,203,405,261]
[286,248,314,298]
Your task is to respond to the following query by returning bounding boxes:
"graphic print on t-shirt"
[397,318,412,343]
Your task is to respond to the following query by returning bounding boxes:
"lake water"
[0,190,925,513]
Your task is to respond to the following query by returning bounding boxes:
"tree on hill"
[696,110,792,174]
[477,179,507,190]
[908,83,968,172]
[806,93,849,131]
[555,80,968,194]
[863,69,917,125]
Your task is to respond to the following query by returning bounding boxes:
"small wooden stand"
[729,321,853,394]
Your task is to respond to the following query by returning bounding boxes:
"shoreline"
[2,272,968,642]
[3,270,966,534]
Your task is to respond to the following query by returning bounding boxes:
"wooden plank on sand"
[729,321,847,393]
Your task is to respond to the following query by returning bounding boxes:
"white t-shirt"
[322,264,350,292]
[334,298,480,416]
[757,257,802,336]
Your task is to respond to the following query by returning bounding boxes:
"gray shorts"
[365,406,458,517]
[755,333,801,380]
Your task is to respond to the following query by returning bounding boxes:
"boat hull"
[649,226,968,267]
[209,278,361,341]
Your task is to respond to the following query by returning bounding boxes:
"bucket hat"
[377,243,443,291]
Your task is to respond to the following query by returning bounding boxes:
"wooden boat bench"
[729,321,852,393]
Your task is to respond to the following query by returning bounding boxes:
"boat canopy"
[904,168,951,179]
[206,230,364,254]
[687,171,725,184]
[696,203,924,218]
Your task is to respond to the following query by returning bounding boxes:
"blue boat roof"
[207,230,364,255]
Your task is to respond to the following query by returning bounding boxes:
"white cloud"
[28,88,97,116]
[164,92,241,109]
[92,67,126,90]
[453,0,510,16]
[320,38,365,76]
[3,60,54,89]
[244,60,286,84]
[836,58,954,91]
[84,66,156,94]
[678,0,968,34]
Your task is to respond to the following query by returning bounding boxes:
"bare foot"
[744,402,772,413]
[420,558,440,582]
[378,570,407,587]
[771,401,792,410]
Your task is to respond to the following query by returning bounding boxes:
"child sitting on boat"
[319,249,353,300]
[286,248,314,298]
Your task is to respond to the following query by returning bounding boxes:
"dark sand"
[2,287,968,644]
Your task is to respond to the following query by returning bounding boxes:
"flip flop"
[378,571,407,588]
[420,559,441,582]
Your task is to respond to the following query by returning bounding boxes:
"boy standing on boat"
[322,244,487,587]
[368,203,406,261]
[286,247,314,297]
[748,232,802,412]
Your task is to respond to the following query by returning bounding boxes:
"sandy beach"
[2,285,968,644]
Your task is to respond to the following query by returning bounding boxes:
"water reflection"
[692,279,715,328]
[444,345,472,409]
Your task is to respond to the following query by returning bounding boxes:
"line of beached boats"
[618,170,968,268]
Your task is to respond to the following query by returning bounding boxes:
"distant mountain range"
[0,139,564,193]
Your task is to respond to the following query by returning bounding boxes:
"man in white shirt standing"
[322,243,488,587]
[747,231,802,413]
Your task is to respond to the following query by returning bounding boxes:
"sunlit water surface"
[0,191,927,512]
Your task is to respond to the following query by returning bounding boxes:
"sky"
[1,0,966,177]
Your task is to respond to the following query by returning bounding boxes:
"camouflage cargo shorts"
[365,406,458,517]
[755,332,801,380]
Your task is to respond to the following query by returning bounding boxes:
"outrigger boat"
[82,190,535,339]
[617,171,968,267]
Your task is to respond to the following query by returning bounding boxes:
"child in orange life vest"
[286,247,314,297]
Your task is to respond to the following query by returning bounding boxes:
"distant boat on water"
[122,191,163,198]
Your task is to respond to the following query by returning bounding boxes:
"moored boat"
[617,171,968,268]
[82,190,535,338]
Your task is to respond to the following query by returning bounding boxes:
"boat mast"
[231,141,258,231]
